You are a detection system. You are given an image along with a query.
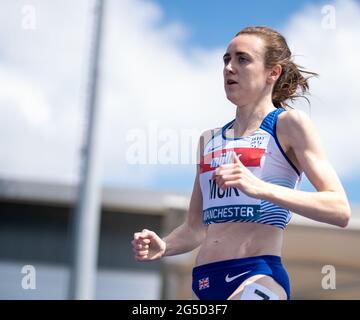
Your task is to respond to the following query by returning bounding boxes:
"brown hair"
[235,26,318,108]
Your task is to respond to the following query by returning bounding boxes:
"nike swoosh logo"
[225,270,252,283]
[208,145,221,152]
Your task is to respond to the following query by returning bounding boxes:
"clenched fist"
[132,229,166,261]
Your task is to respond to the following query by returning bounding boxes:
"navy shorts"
[192,255,290,300]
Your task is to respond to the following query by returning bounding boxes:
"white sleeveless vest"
[199,108,302,229]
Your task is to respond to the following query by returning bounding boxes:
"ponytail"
[236,26,318,108]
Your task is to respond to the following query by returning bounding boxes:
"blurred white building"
[0,177,359,300]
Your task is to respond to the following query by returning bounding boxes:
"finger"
[212,167,228,178]
[135,238,151,245]
[231,151,242,164]
[218,168,239,176]
[132,238,150,247]
[134,232,141,240]
[133,243,143,250]
[219,174,239,181]
[141,229,156,240]
[213,163,236,174]
[134,253,147,260]
[135,254,149,262]
[132,244,150,252]
[211,170,218,179]
[136,249,149,256]
[218,175,241,189]
[222,180,240,188]
[137,233,149,240]
[215,164,236,171]
[135,244,149,250]
[213,168,238,180]
[218,180,229,191]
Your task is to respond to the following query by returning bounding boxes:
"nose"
[224,60,235,74]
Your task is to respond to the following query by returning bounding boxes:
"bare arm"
[262,110,351,227]
[214,110,351,228]
[133,131,211,261]
[162,165,208,256]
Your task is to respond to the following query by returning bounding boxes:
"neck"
[232,95,277,136]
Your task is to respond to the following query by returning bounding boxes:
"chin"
[226,94,243,106]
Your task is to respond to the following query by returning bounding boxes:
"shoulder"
[197,127,221,157]
[277,108,312,129]
[276,108,318,151]
[277,109,315,139]
[198,127,222,147]
[199,127,221,142]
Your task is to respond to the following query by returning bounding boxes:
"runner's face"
[223,34,270,106]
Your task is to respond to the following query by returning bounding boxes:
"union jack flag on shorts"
[198,277,210,290]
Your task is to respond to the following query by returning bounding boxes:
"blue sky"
[152,0,329,48]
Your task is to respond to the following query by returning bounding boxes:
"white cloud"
[0,0,229,188]
[98,0,228,188]
[0,67,50,127]
[0,0,90,182]
[283,0,360,177]
[0,0,359,190]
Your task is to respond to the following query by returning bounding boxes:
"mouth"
[226,79,238,85]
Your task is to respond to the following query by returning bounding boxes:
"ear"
[267,64,282,84]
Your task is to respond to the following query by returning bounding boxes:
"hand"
[132,229,166,262]
[211,151,267,199]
